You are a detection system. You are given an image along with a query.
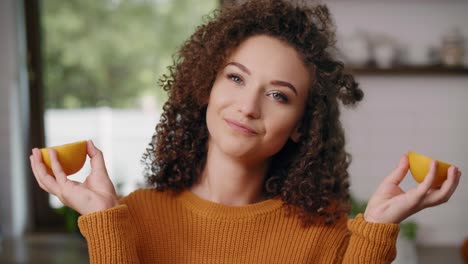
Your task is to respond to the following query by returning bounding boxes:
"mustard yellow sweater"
[78,189,399,263]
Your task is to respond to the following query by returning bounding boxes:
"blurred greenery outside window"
[43,0,218,109]
[42,0,218,230]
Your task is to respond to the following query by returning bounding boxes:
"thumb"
[87,140,108,173]
[385,155,409,186]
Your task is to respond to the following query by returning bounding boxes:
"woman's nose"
[238,89,261,119]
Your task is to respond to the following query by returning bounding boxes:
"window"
[28,0,219,231]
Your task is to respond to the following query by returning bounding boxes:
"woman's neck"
[190,145,269,206]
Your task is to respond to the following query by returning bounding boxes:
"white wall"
[0,0,30,238]
[327,1,468,246]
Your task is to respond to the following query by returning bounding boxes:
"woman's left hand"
[364,154,462,224]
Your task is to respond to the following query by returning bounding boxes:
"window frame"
[25,0,66,232]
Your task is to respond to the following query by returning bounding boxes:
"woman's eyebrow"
[225,61,298,95]
[271,80,297,95]
[225,62,251,75]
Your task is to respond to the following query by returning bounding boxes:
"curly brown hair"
[143,0,363,225]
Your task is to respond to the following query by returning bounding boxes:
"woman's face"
[206,35,311,163]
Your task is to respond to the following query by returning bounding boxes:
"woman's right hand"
[30,140,119,215]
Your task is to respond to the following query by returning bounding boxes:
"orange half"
[408,151,451,188]
[40,140,87,176]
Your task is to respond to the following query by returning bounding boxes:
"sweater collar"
[177,189,284,220]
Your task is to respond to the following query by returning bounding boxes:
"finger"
[418,160,437,193]
[30,150,44,178]
[48,148,68,186]
[448,167,461,194]
[56,178,83,205]
[31,149,47,182]
[422,166,460,207]
[423,166,456,205]
[87,140,108,173]
[30,154,49,192]
[384,155,409,186]
[445,166,461,197]
[32,149,61,195]
[30,153,38,176]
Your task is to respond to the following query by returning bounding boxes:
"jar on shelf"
[339,31,371,67]
[440,28,464,67]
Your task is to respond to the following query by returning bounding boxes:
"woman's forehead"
[223,35,313,92]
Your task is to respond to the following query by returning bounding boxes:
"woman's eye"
[269,92,288,103]
[227,74,243,84]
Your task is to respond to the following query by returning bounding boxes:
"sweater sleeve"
[77,204,140,264]
[337,214,399,264]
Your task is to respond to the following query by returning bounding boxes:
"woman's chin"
[221,145,259,159]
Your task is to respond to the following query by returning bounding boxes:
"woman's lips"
[224,118,258,135]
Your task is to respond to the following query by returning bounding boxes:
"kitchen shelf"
[346,65,468,76]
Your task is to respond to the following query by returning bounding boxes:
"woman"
[30,1,461,263]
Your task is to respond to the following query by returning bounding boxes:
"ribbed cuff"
[346,214,399,263]
[78,205,139,263]
[349,214,400,242]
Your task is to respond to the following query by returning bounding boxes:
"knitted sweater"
[78,189,399,263]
